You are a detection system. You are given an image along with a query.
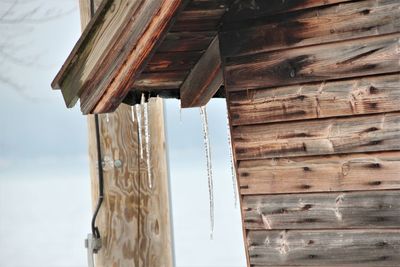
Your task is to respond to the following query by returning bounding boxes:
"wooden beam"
[180,36,223,108]
[53,0,186,114]
[80,1,173,267]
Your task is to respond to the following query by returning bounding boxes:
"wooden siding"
[220,0,400,266]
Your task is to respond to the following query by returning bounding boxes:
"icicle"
[179,101,183,123]
[136,104,143,159]
[131,106,135,123]
[144,100,152,189]
[226,112,238,208]
[200,106,214,240]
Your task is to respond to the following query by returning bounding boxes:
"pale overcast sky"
[0,1,245,266]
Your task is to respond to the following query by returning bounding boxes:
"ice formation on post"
[200,106,214,239]
[130,106,135,123]
[143,100,152,189]
[136,104,143,159]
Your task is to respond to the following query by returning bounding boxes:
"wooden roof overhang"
[52,0,232,114]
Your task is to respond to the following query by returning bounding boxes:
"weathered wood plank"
[85,0,188,113]
[220,0,400,58]
[244,190,400,230]
[171,9,226,32]
[180,36,223,108]
[54,0,166,107]
[134,71,188,90]
[233,112,400,160]
[223,0,353,23]
[144,51,203,72]
[224,33,400,91]
[157,31,216,52]
[229,74,400,126]
[248,229,400,266]
[238,151,400,195]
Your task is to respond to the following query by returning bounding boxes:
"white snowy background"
[0,1,246,266]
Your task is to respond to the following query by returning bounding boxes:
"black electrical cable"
[91,114,104,240]
[89,0,104,241]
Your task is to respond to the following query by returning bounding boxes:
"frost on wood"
[200,106,214,240]
[130,106,135,123]
[144,100,152,190]
[226,111,238,208]
[136,104,143,159]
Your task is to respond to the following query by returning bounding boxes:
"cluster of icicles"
[108,96,238,240]
[129,94,153,189]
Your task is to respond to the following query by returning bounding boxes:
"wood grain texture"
[157,31,216,52]
[223,0,353,23]
[224,33,400,91]
[244,190,400,230]
[144,51,203,72]
[87,0,187,113]
[88,102,173,267]
[229,74,400,126]
[238,151,400,195]
[55,0,165,107]
[233,112,400,160]
[134,71,188,90]
[220,0,400,58]
[248,229,400,266]
[180,36,223,108]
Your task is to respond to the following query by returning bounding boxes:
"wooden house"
[52,0,400,266]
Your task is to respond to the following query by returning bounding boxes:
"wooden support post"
[81,1,173,267]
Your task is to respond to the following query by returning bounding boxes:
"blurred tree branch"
[0,0,77,100]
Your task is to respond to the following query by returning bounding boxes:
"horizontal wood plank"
[144,51,203,72]
[248,229,400,266]
[157,31,216,52]
[233,112,400,160]
[244,190,400,229]
[133,71,188,90]
[224,33,400,91]
[220,0,400,57]
[229,74,400,126]
[223,0,353,23]
[238,152,400,194]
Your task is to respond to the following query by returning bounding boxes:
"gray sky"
[0,1,245,266]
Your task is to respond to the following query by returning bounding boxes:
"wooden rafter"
[180,36,223,108]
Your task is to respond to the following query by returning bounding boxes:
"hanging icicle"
[144,99,152,189]
[226,111,238,208]
[200,106,214,240]
[136,103,143,159]
[179,101,183,123]
[131,106,135,123]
